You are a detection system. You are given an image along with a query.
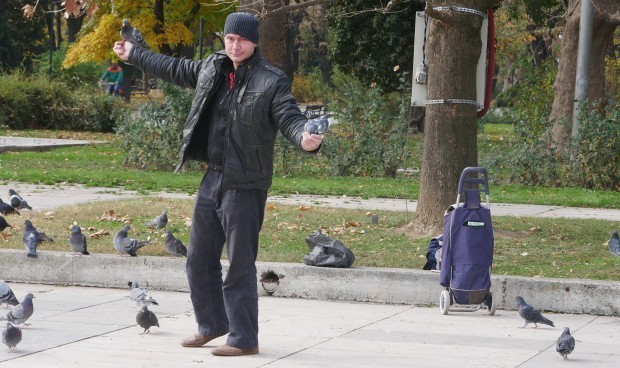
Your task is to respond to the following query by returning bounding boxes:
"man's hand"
[301,132,323,152]
[113,40,134,61]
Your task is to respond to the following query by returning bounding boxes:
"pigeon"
[120,19,149,49]
[2,322,22,352]
[556,327,575,359]
[0,199,19,216]
[0,215,11,232]
[0,281,19,309]
[24,233,38,258]
[515,296,554,328]
[164,230,187,257]
[113,225,149,256]
[609,230,620,256]
[129,281,159,308]
[136,306,159,334]
[8,189,32,211]
[69,224,89,255]
[145,210,168,230]
[304,114,331,135]
[0,293,34,327]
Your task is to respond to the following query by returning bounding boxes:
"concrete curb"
[2,249,620,316]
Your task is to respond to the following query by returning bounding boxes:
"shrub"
[320,69,411,177]
[0,70,123,131]
[116,83,192,170]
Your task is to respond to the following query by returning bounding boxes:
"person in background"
[99,60,123,96]
[112,12,324,357]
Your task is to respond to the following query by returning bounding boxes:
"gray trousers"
[186,168,267,349]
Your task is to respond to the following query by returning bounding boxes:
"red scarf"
[229,71,235,90]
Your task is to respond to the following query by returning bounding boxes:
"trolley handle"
[457,167,490,195]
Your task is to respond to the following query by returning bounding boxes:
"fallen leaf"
[345,221,361,227]
[43,211,56,219]
[297,205,311,211]
[266,204,277,211]
[88,229,109,239]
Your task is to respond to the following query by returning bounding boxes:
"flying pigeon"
[556,327,575,359]
[113,225,149,256]
[136,306,159,335]
[0,199,19,216]
[609,230,620,256]
[0,293,34,327]
[515,296,554,328]
[0,216,11,232]
[145,210,168,230]
[129,281,159,308]
[8,189,32,211]
[69,224,89,255]
[304,114,331,135]
[120,19,149,49]
[164,230,187,257]
[2,322,22,352]
[0,281,18,309]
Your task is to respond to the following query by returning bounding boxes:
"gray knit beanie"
[224,12,259,44]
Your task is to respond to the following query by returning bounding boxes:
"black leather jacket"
[128,47,312,191]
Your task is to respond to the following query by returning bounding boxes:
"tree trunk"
[550,0,620,150]
[409,1,492,236]
[66,13,85,42]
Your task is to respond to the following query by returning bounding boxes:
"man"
[99,61,123,96]
[113,12,323,356]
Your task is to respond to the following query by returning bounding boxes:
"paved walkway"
[1,283,618,368]
[0,182,618,221]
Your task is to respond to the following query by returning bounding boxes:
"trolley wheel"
[486,292,497,316]
[439,289,451,315]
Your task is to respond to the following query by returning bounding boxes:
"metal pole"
[572,0,594,138]
[199,18,204,59]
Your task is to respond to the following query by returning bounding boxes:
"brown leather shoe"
[180,333,217,348]
[211,344,259,356]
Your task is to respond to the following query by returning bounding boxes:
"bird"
[2,322,22,352]
[113,225,149,256]
[8,189,32,211]
[515,296,555,328]
[24,233,38,258]
[136,306,159,335]
[556,327,575,359]
[129,281,159,309]
[0,199,19,216]
[145,210,168,230]
[0,215,11,232]
[164,230,187,257]
[69,224,89,255]
[0,282,19,309]
[120,19,149,49]
[609,230,620,256]
[304,114,331,135]
[23,220,53,258]
[0,293,34,327]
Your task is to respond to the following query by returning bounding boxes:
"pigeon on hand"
[0,293,34,327]
[69,224,89,255]
[0,281,18,309]
[129,281,159,309]
[113,225,149,256]
[164,230,187,257]
[556,327,575,359]
[515,296,554,328]
[0,199,19,216]
[0,215,11,232]
[136,306,159,335]
[609,230,620,256]
[304,114,331,135]
[120,19,149,49]
[145,210,168,230]
[8,189,32,211]
[2,322,22,353]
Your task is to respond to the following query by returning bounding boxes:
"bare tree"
[409,1,494,235]
[550,0,620,150]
